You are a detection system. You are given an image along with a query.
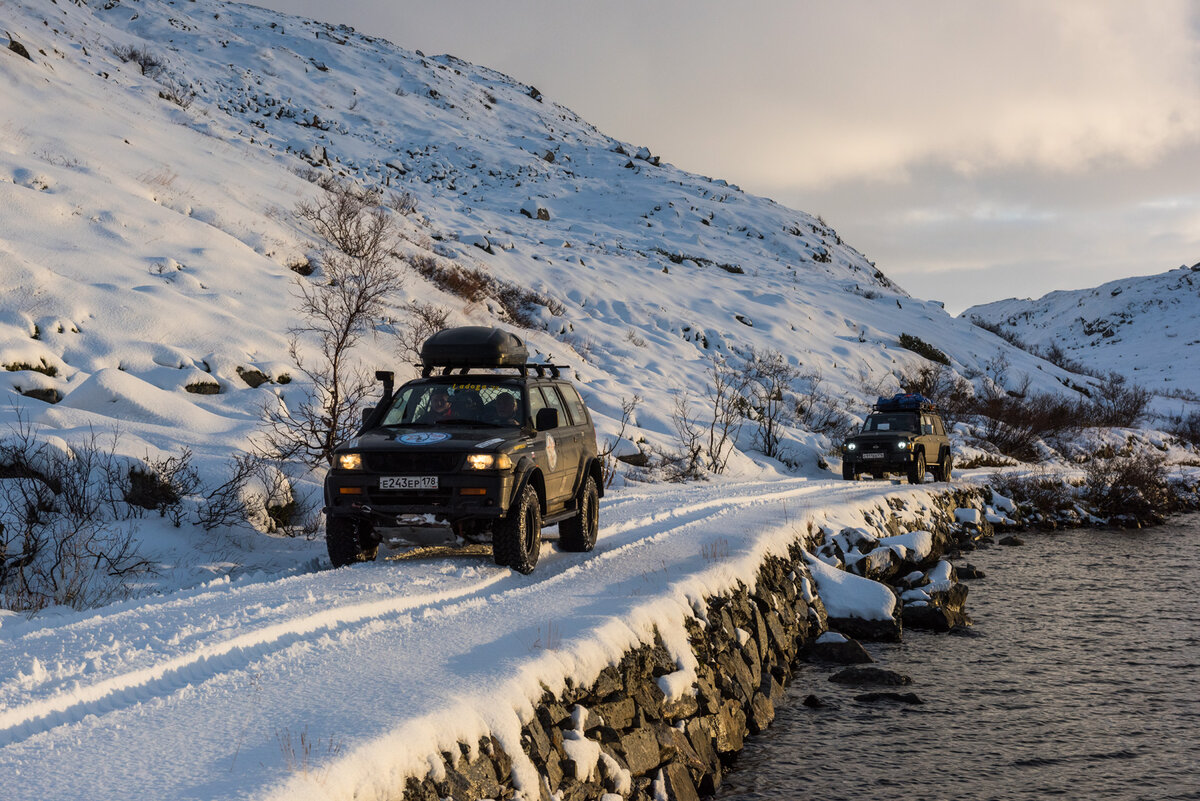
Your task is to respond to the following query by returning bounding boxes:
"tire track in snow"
[0,477,885,747]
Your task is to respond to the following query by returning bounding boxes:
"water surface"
[717,514,1200,801]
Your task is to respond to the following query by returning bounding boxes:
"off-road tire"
[933,453,953,482]
[907,451,926,485]
[559,475,599,552]
[326,517,378,568]
[842,462,857,481]
[494,484,542,574]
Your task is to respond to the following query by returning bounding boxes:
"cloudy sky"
[252,0,1200,313]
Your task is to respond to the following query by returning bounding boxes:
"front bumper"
[324,470,516,523]
[843,448,915,472]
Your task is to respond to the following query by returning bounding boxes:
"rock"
[593,697,636,730]
[956,563,986,579]
[826,614,902,643]
[236,366,270,388]
[829,666,912,686]
[748,691,775,734]
[854,691,924,704]
[713,700,746,753]
[184,380,220,395]
[20,387,61,404]
[801,694,826,708]
[999,535,1025,546]
[802,635,874,664]
[7,36,33,61]
[617,728,660,775]
[661,761,701,801]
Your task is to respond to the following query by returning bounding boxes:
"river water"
[717,514,1200,801]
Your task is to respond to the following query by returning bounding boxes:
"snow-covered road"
[1,476,957,801]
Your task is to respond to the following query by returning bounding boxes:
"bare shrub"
[796,369,856,443]
[599,395,641,488]
[261,181,405,467]
[394,300,450,368]
[405,252,564,326]
[1167,410,1200,447]
[897,362,974,428]
[970,388,1083,460]
[1088,372,1152,427]
[113,44,163,75]
[387,191,418,216]
[987,469,1077,520]
[743,347,799,459]
[665,390,706,482]
[1,424,152,611]
[194,452,262,531]
[665,356,750,479]
[124,448,200,527]
[156,75,195,109]
[1083,452,1169,521]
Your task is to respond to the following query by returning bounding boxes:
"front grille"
[364,452,461,473]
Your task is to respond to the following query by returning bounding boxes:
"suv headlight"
[466,453,513,470]
[336,453,364,470]
[897,442,909,450]
[845,443,857,451]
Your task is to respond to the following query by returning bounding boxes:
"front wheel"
[907,451,926,485]
[326,517,378,568]
[841,462,857,481]
[494,484,542,574]
[559,475,599,552]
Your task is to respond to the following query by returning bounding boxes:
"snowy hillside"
[1,0,1090,596]
[965,264,1200,399]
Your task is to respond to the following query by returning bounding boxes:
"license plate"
[380,476,438,490]
[862,452,885,460]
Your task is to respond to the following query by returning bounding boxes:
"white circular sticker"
[545,434,558,470]
[398,432,452,445]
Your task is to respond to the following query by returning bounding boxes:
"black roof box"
[420,326,528,369]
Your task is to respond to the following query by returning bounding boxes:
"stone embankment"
[397,487,1015,801]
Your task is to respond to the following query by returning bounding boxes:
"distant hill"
[964,264,1200,400]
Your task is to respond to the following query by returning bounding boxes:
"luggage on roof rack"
[418,326,568,377]
[873,393,938,412]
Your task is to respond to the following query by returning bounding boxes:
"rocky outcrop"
[395,487,1011,801]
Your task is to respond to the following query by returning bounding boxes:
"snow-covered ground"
[3,476,961,801]
[3,1,1198,799]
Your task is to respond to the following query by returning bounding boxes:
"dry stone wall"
[397,487,999,801]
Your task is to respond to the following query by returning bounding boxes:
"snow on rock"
[876,530,934,562]
[802,552,896,621]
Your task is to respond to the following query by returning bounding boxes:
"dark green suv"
[323,327,602,574]
[841,393,953,484]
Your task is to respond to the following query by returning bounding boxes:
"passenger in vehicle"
[487,392,522,426]
[418,389,451,423]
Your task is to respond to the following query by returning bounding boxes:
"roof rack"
[873,393,938,412]
[422,362,570,378]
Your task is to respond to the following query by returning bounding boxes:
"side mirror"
[361,406,376,426]
[535,407,559,431]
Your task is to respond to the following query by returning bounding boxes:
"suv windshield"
[381,380,525,427]
[863,412,918,433]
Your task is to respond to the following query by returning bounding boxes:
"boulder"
[802,633,874,664]
[829,666,912,686]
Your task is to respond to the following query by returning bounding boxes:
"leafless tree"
[394,300,450,370]
[599,394,642,487]
[744,347,800,459]
[261,180,405,467]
